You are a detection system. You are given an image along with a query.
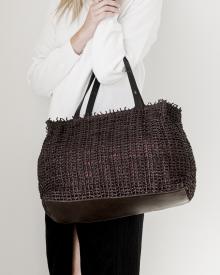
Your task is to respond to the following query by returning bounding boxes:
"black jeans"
[45,213,144,275]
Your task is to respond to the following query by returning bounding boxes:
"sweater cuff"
[61,39,81,62]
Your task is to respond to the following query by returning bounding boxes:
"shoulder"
[118,0,163,22]
[48,0,60,11]
[46,0,60,21]
[121,0,163,12]
[45,0,70,28]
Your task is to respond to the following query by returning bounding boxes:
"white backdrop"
[0,0,219,274]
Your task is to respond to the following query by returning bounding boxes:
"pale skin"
[70,1,121,274]
[70,0,121,55]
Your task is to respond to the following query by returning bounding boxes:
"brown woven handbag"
[38,56,196,224]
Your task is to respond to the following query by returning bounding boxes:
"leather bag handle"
[74,56,145,118]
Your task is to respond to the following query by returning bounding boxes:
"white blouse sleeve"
[26,0,81,98]
[91,0,163,85]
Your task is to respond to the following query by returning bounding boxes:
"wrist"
[80,24,93,41]
[70,28,88,55]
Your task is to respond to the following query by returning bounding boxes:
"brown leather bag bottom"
[42,188,189,224]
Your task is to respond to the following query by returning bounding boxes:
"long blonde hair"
[55,0,84,23]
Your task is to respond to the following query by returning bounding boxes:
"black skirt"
[45,213,144,275]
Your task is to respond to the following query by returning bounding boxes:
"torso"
[48,0,146,120]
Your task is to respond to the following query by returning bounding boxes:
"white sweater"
[27,0,163,121]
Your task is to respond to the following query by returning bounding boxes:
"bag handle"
[74,56,145,118]
[73,71,96,118]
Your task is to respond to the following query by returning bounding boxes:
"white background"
[0,0,219,274]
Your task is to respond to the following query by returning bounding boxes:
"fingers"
[91,0,121,17]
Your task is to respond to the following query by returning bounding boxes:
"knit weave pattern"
[37,99,196,203]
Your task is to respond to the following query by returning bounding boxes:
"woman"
[27,0,163,274]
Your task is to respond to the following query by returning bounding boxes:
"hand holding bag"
[38,56,197,224]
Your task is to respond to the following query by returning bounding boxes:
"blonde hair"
[55,0,84,23]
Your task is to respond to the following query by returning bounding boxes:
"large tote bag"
[38,56,197,224]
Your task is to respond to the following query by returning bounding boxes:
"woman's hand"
[70,0,121,55]
[82,0,121,39]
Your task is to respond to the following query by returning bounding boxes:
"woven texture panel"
[37,99,196,202]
